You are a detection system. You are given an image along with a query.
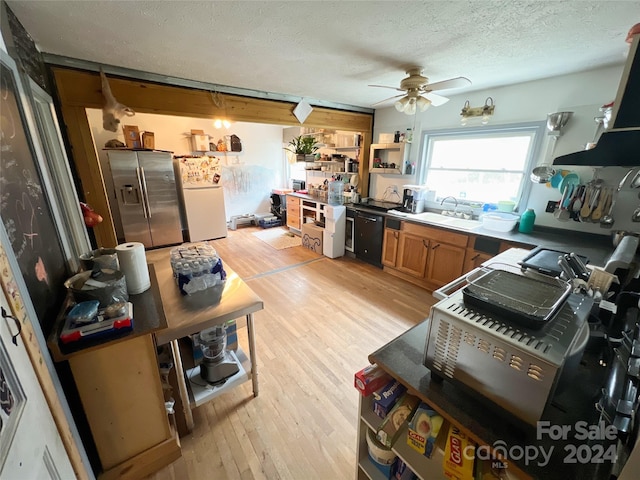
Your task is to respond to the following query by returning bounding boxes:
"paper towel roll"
[116,242,150,294]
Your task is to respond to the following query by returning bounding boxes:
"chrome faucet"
[440,196,458,208]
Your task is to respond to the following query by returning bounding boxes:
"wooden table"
[146,248,264,434]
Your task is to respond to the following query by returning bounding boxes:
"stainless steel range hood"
[553,35,640,167]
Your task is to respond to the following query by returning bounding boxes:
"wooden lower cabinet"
[381,228,399,267]
[463,248,493,272]
[383,221,469,290]
[426,242,466,287]
[286,195,301,230]
[397,232,429,277]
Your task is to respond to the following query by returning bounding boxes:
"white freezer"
[182,185,228,241]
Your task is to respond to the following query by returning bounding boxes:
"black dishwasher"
[355,211,384,268]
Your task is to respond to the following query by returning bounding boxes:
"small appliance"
[402,189,413,211]
[424,267,591,426]
[199,325,239,384]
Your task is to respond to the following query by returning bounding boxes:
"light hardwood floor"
[149,226,437,479]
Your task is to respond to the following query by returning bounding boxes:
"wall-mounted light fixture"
[546,111,573,136]
[460,97,495,125]
[213,119,231,129]
[211,91,232,129]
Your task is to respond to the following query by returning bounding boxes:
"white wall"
[86,109,287,239]
[372,64,639,236]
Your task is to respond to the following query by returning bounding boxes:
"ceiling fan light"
[395,97,410,112]
[404,98,417,115]
[416,96,431,112]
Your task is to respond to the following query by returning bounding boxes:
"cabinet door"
[397,232,429,277]
[381,229,399,267]
[463,249,493,273]
[427,242,466,287]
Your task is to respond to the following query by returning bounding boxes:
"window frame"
[416,122,545,212]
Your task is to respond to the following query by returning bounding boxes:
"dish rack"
[462,267,572,329]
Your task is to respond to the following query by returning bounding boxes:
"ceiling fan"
[370,67,471,114]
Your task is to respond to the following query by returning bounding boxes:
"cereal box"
[407,403,445,458]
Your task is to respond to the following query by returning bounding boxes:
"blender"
[199,325,239,384]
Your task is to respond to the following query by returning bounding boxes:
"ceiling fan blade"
[424,92,450,107]
[371,94,404,107]
[368,84,405,92]
[423,76,471,92]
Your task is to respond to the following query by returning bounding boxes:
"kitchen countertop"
[345,204,616,267]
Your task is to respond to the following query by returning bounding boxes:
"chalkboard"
[0,59,67,332]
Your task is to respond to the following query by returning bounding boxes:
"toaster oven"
[423,269,592,426]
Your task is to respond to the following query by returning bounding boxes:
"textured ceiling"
[6,1,640,109]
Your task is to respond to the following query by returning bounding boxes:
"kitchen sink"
[408,212,482,231]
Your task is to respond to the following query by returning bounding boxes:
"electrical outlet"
[390,185,398,194]
[545,200,558,213]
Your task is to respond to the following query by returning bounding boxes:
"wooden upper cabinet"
[382,229,400,267]
[397,232,429,278]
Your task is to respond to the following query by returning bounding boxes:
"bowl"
[497,201,516,213]
[530,165,556,184]
[482,212,520,232]
[64,269,128,307]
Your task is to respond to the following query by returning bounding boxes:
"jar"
[518,208,536,233]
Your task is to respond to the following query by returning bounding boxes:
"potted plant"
[285,135,320,162]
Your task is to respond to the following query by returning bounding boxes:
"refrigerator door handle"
[136,166,151,219]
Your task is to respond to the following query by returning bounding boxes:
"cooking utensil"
[590,187,609,222]
[554,183,572,220]
[569,252,590,281]
[558,256,577,280]
[580,186,594,220]
[530,165,556,184]
[632,205,640,222]
[601,169,635,228]
[630,168,640,188]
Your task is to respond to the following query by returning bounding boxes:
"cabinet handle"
[432,243,440,250]
[422,240,429,248]
[394,231,399,239]
[472,254,480,261]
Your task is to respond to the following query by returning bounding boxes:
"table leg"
[246,313,259,397]
[170,339,194,433]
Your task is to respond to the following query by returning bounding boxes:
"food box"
[373,379,407,418]
[443,424,476,480]
[142,131,155,149]
[394,458,417,480]
[301,223,323,253]
[354,364,392,397]
[123,125,141,149]
[407,403,445,458]
[376,393,420,448]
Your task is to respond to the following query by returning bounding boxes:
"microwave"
[292,179,305,191]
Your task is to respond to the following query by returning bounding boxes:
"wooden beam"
[51,67,373,247]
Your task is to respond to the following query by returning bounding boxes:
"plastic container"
[64,269,128,307]
[518,208,536,233]
[366,428,397,465]
[481,212,519,232]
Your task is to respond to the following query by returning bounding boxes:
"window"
[418,123,544,208]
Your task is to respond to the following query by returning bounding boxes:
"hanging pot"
[530,165,556,184]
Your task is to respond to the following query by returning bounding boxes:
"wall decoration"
[0,56,68,331]
[0,335,26,469]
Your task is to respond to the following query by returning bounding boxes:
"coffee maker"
[402,189,413,212]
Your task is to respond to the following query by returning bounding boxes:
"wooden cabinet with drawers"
[286,195,301,230]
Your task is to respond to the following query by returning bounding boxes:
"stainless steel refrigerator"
[107,150,183,248]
